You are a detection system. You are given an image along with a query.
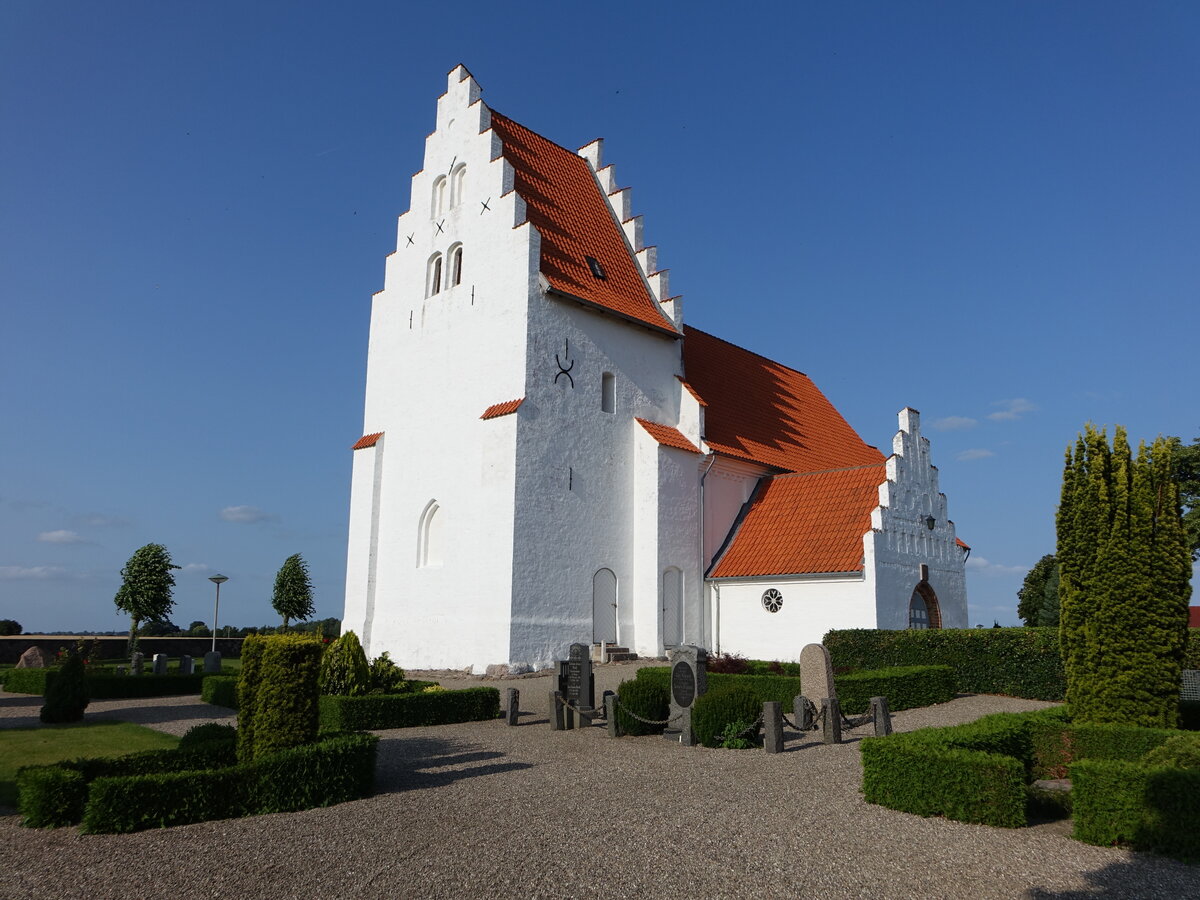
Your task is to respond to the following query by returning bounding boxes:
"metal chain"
[609,696,684,726]
[557,695,603,719]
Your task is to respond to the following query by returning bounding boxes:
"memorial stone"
[15,646,51,668]
[179,655,194,676]
[665,645,707,746]
[152,653,168,676]
[203,650,222,674]
[799,643,837,720]
[130,651,144,676]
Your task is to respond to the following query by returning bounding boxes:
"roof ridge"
[769,463,886,479]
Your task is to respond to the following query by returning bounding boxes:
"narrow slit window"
[585,256,606,280]
[601,372,615,413]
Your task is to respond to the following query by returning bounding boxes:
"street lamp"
[208,575,229,652]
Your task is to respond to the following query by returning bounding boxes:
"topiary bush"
[615,677,669,736]
[236,634,266,763]
[246,634,323,760]
[202,675,238,709]
[1141,733,1200,769]
[691,685,762,748]
[319,630,370,696]
[179,722,237,750]
[39,652,88,723]
[17,766,87,828]
[368,651,406,694]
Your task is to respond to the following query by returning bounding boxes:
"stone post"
[763,701,783,753]
[505,688,519,726]
[871,696,893,736]
[822,698,842,745]
[605,693,619,738]
[794,694,813,732]
[549,691,564,731]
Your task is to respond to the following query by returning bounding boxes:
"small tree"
[0,619,21,635]
[40,650,89,723]
[272,553,315,631]
[319,630,370,696]
[1017,555,1058,626]
[114,544,179,653]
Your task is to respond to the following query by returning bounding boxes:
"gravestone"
[557,643,595,726]
[179,655,194,676]
[665,645,707,746]
[152,653,168,676]
[15,646,51,668]
[203,650,222,674]
[799,643,836,712]
[130,651,144,676]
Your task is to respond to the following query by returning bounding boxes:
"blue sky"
[2,1,1196,636]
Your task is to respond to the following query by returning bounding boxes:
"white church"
[342,66,969,672]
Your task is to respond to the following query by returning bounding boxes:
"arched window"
[450,164,466,207]
[426,254,443,297]
[417,500,443,568]
[909,582,941,630]
[431,176,447,217]
[601,372,615,413]
[450,244,463,287]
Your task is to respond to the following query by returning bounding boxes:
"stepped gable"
[487,110,677,335]
[682,326,884,474]
[710,464,887,578]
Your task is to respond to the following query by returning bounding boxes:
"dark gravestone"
[203,651,222,674]
[665,645,707,746]
[555,643,594,726]
[130,651,144,676]
[179,655,194,676]
[152,653,168,676]
[763,701,783,753]
[505,688,519,726]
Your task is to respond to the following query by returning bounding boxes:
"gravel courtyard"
[2,663,1196,899]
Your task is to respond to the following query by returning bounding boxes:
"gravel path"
[2,665,1196,899]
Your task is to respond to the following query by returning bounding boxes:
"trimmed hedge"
[825,627,1065,700]
[615,676,670,736]
[4,667,224,699]
[244,635,323,759]
[692,685,762,748]
[19,733,377,833]
[1071,758,1200,860]
[318,687,500,731]
[634,664,955,714]
[202,675,239,709]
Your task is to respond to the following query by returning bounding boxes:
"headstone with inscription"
[179,655,194,676]
[15,646,51,668]
[665,645,707,746]
[557,643,595,725]
[203,650,222,674]
[130,651,144,676]
[152,653,168,676]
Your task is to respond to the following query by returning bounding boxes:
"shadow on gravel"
[0,695,42,709]
[1024,856,1198,897]
[374,735,533,793]
[87,704,232,726]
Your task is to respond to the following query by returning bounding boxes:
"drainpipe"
[713,582,721,656]
[698,452,717,650]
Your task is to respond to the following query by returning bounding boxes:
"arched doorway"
[593,568,618,644]
[662,567,683,648]
[908,581,942,630]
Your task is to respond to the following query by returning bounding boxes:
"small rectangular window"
[586,256,606,280]
[601,372,615,413]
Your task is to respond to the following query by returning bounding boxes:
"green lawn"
[0,721,179,806]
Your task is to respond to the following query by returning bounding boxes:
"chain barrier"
[557,695,604,720]
[734,712,765,739]
[609,695,685,726]
[839,708,874,729]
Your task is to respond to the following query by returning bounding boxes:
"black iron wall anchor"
[554,339,575,388]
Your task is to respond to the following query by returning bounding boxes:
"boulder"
[15,646,51,668]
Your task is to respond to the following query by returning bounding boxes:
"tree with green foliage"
[113,544,179,653]
[1017,555,1058,626]
[271,553,315,631]
[319,630,370,696]
[1166,434,1200,560]
[1057,425,1192,728]
[1039,564,1061,627]
[40,650,89,723]
[0,619,21,635]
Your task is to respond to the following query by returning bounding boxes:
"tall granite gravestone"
[130,651,144,676]
[179,655,194,676]
[152,653,169,676]
[799,643,840,744]
[203,650,222,674]
[16,646,51,668]
[557,643,595,726]
[665,645,707,746]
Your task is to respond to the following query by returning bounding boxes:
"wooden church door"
[592,568,618,644]
[662,567,683,647]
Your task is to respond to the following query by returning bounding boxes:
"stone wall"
[0,636,244,665]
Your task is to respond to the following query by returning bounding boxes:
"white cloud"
[37,529,88,544]
[219,505,276,524]
[956,448,995,461]
[987,398,1036,422]
[181,562,211,575]
[965,556,1027,577]
[0,565,71,580]
[76,513,130,528]
[932,416,978,431]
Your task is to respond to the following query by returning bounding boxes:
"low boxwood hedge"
[202,675,239,709]
[825,627,1065,700]
[1071,758,1200,860]
[615,677,669,736]
[634,664,955,714]
[5,668,231,699]
[318,687,500,731]
[18,732,377,833]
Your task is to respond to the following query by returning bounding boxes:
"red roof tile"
[480,398,524,420]
[351,432,383,450]
[1189,606,1200,629]
[677,376,707,407]
[955,537,971,551]
[682,326,884,474]
[710,465,886,578]
[487,111,677,336]
[636,418,700,453]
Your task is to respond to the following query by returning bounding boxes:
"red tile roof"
[1189,606,1200,629]
[710,464,886,578]
[480,398,524,420]
[351,432,383,450]
[636,418,700,454]
[677,376,707,407]
[955,537,971,551]
[487,111,677,336]
[682,326,884,474]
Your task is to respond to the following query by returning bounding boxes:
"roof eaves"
[545,287,681,339]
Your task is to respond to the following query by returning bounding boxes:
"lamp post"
[208,575,228,653]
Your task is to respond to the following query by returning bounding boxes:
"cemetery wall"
[0,635,244,665]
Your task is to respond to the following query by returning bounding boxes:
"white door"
[662,567,683,647]
[592,568,617,644]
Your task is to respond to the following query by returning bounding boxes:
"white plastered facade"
[343,67,968,671]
